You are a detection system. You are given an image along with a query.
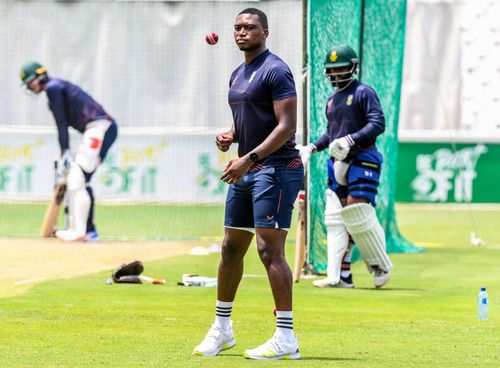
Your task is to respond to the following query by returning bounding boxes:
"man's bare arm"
[247,96,297,159]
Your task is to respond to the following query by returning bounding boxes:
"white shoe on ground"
[244,334,301,360]
[374,267,390,288]
[192,323,235,356]
[312,277,339,288]
[55,229,85,242]
[313,275,354,289]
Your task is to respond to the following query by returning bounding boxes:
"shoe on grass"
[192,323,235,356]
[373,267,390,288]
[244,334,300,360]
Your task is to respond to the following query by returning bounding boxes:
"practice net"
[0,0,303,240]
[307,0,421,271]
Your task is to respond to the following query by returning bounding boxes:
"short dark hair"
[238,8,268,29]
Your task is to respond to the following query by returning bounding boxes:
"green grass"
[0,203,225,240]
[0,204,499,367]
[0,202,299,241]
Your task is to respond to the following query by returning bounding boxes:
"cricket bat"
[293,190,306,283]
[40,183,66,237]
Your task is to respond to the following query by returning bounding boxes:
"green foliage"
[0,205,499,367]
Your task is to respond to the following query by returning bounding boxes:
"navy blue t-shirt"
[313,80,385,159]
[44,78,112,153]
[228,50,298,167]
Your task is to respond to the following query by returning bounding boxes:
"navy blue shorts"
[224,166,304,229]
[327,149,382,206]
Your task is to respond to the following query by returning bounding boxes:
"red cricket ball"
[273,307,277,316]
[205,32,219,45]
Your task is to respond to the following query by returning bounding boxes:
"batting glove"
[296,143,316,165]
[55,172,67,185]
[328,135,354,161]
[60,149,73,176]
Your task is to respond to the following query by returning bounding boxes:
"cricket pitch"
[0,237,196,298]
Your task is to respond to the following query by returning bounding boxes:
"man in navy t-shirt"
[20,61,118,242]
[193,8,303,361]
[297,45,393,290]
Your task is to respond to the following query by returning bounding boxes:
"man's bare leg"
[255,227,292,310]
[193,228,253,356]
[243,227,300,360]
[218,228,254,301]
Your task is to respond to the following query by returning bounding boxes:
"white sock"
[275,310,294,342]
[215,300,233,330]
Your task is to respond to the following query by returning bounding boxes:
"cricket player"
[297,45,393,289]
[20,61,118,241]
[193,8,303,360]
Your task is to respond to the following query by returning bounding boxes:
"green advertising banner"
[396,142,498,203]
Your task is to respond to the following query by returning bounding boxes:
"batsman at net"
[297,45,393,289]
[20,61,118,242]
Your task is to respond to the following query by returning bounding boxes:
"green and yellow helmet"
[324,45,359,89]
[324,45,359,69]
[20,60,48,85]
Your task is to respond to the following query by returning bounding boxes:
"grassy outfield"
[0,203,225,240]
[0,205,499,367]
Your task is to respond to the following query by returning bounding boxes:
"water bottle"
[478,287,488,320]
[182,274,217,288]
[190,276,217,288]
[190,276,206,287]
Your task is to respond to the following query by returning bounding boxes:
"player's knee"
[256,240,282,268]
[66,163,86,191]
[220,242,241,264]
[257,246,272,268]
[75,153,100,174]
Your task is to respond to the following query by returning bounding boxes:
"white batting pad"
[75,120,110,173]
[66,162,86,192]
[324,189,349,283]
[66,163,91,236]
[341,203,393,272]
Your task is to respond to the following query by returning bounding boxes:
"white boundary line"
[14,278,43,286]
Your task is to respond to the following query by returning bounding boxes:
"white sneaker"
[312,277,339,288]
[55,229,85,242]
[374,268,390,288]
[192,323,235,356]
[244,334,301,360]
